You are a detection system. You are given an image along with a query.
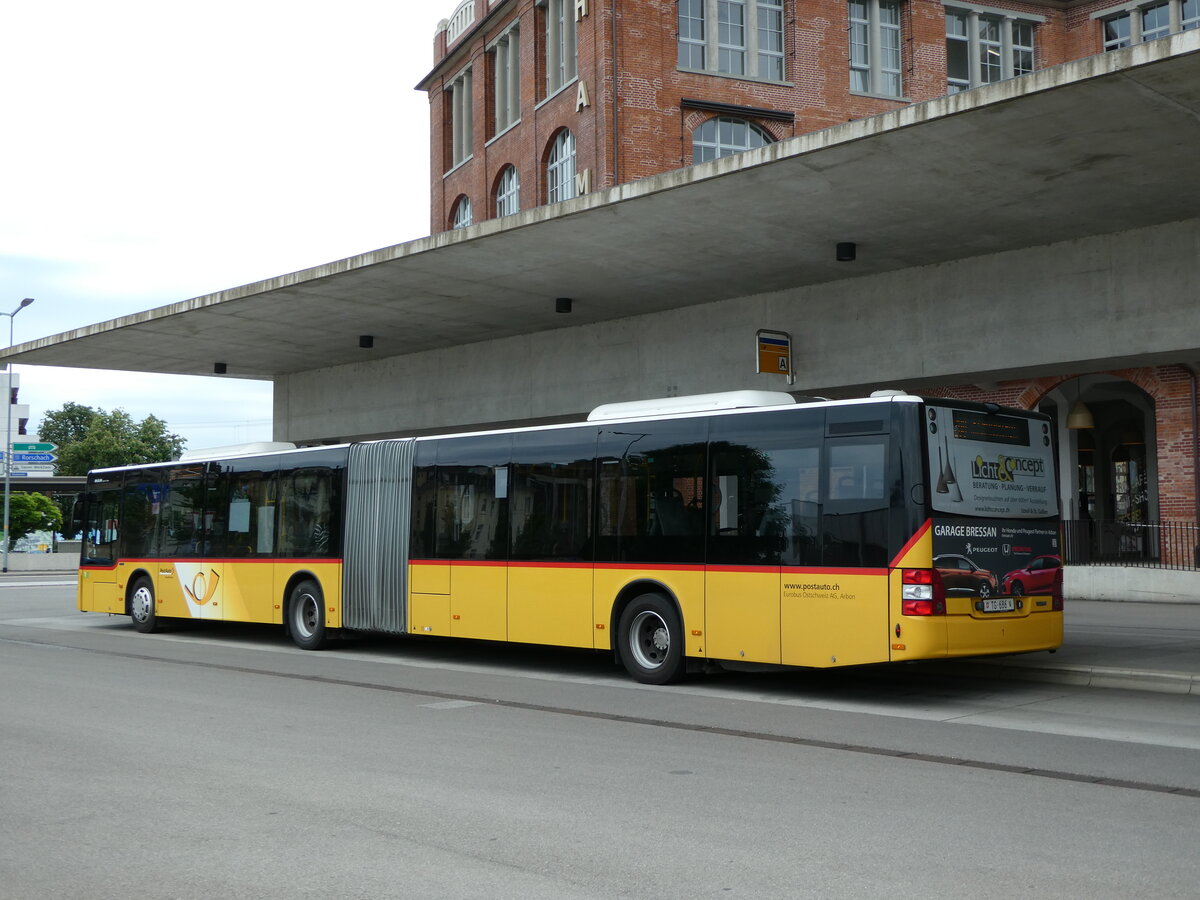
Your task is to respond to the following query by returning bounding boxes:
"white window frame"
[496,165,521,217]
[541,0,577,96]
[679,0,707,68]
[677,0,787,82]
[452,196,473,230]
[944,4,1042,94]
[1095,0,1200,51]
[848,0,903,99]
[692,116,773,164]
[447,66,474,169]
[547,130,576,204]
[490,24,521,135]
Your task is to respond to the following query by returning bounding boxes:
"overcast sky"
[1,1,445,451]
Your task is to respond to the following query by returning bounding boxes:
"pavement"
[4,569,1199,696]
[943,598,1200,696]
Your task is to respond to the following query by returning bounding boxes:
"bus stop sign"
[756,330,793,384]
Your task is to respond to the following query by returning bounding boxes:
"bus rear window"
[927,406,1057,518]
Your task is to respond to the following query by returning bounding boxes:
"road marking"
[420,700,481,710]
[4,626,1197,801]
[0,581,77,588]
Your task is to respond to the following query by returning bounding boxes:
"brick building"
[418,3,1199,562]
[420,0,1197,233]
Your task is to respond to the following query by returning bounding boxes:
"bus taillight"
[901,568,946,616]
[1051,566,1064,611]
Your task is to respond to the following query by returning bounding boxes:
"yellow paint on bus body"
[508,563,593,648]
[450,562,507,640]
[593,565,705,655]
[782,570,890,667]
[79,560,342,628]
[705,568,780,664]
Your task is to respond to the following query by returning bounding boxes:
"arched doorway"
[1040,376,1156,559]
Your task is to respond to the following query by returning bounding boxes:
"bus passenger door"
[78,481,123,614]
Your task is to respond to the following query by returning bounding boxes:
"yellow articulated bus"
[77,391,1063,683]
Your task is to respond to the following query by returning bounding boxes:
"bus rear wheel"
[130,577,159,634]
[618,593,685,685]
[288,580,328,650]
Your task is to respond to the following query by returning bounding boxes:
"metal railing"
[1061,519,1200,570]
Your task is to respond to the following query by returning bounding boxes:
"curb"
[943,660,1200,695]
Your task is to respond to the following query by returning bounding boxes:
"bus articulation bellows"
[77,391,1063,683]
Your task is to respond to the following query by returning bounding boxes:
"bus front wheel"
[130,577,159,634]
[618,593,685,685]
[288,580,328,650]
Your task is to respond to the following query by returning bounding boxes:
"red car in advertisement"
[1002,555,1062,597]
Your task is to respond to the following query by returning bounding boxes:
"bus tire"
[288,579,328,650]
[618,593,685,685]
[130,576,159,634]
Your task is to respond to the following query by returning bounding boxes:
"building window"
[447,67,474,168]
[1101,0,1200,50]
[757,0,785,81]
[679,0,706,68]
[849,0,902,98]
[492,26,521,134]
[547,130,576,203]
[543,0,577,96]
[692,117,772,163]
[677,0,786,81]
[452,196,473,229]
[946,8,1037,94]
[496,165,521,216]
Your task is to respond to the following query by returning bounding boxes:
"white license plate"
[981,597,1015,613]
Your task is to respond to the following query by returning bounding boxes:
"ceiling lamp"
[1066,380,1093,430]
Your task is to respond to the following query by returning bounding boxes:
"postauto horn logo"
[971,454,1046,483]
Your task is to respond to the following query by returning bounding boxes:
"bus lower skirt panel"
[342,439,415,634]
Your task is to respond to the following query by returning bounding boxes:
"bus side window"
[509,428,595,562]
[219,464,277,558]
[161,465,205,558]
[410,449,438,558]
[432,434,511,561]
[279,468,340,558]
[596,419,707,564]
[119,470,163,559]
[83,484,122,566]
[822,439,889,567]
[707,411,822,567]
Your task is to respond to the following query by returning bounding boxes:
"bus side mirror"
[71,498,85,535]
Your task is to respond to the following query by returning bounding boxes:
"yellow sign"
[756,330,792,381]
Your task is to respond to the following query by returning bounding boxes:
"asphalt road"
[2,577,1198,899]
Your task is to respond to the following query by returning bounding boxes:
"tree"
[39,403,185,476]
[6,491,62,550]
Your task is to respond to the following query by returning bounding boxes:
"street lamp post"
[2,298,35,573]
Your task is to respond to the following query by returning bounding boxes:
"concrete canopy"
[5,34,1200,380]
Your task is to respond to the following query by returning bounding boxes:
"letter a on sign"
[756,330,794,384]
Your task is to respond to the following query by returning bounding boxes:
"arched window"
[496,165,520,217]
[547,130,576,204]
[692,117,772,164]
[452,195,473,230]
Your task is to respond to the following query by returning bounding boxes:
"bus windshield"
[926,405,1057,519]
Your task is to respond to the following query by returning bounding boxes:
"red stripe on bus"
[704,565,782,574]
[889,519,932,568]
[780,566,889,576]
[106,557,343,566]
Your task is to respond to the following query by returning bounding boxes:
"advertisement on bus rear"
[931,519,1061,600]
[926,406,1058,519]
